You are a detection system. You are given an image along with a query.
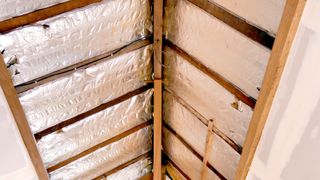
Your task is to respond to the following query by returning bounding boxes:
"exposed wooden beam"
[185,0,275,49]
[165,88,242,154]
[0,57,48,179]
[15,37,152,94]
[164,40,256,109]
[47,121,152,172]
[163,124,226,180]
[0,0,103,33]
[153,0,164,177]
[35,84,153,140]
[93,151,152,180]
[235,0,307,179]
[201,119,214,180]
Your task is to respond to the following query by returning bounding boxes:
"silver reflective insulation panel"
[164,0,270,99]
[0,0,152,85]
[38,90,153,167]
[107,157,152,180]
[164,51,253,146]
[163,128,219,180]
[49,126,152,179]
[19,46,152,133]
[0,0,68,21]
[164,92,240,179]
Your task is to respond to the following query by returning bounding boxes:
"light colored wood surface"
[201,120,214,180]
[235,0,307,179]
[0,56,49,179]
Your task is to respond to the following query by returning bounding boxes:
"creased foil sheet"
[37,90,152,167]
[19,46,152,133]
[164,51,252,146]
[163,128,219,180]
[208,0,285,35]
[164,92,240,179]
[49,126,152,180]
[164,0,270,99]
[107,157,152,180]
[0,0,152,85]
[0,0,68,21]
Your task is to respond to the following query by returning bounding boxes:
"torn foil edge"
[164,91,240,179]
[107,157,152,180]
[0,0,152,85]
[164,50,252,146]
[163,128,219,180]
[0,0,68,21]
[38,89,153,168]
[20,45,152,133]
[49,126,152,180]
[164,0,270,99]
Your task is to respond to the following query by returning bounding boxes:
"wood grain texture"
[0,57,48,179]
[200,119,214,180]
[153,80,162,179]
[34,84,153,140]
[186,0,275,49]
[235,0,307,179]
[164,40,256,109]
[92,151,152,180]
[15,37,152,94]
[47,121,152,172]
[0,0,102,33]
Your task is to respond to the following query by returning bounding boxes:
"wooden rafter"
[200,119,214,180]
[0,57,48,179]
[235,0,307,179]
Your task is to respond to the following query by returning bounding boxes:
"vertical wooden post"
[153,0,163,178]
[235,0,307,179]
[201,119,214,180]
[0,57,49,179]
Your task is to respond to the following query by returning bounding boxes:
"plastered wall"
[247,0,320,179]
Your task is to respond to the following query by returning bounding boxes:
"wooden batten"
[0,57,49,179]
[235,0,307,179]
[200,119,214,180]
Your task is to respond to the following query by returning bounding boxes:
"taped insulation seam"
[0,0,68,21]
[38,90,153,168]
[49,126,152,179]
[0,0,152,85]
[163,48,253,147]
[164,91,240,179]
[19,45,152,134]
[164,0,270,99]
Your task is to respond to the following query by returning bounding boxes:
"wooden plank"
[34,84,153,140]
[165,88,242,154]
[153,80,162,180]
[47,121,152,172]
[164,40,256,109]
[153,0,164,79]
[200,119,214,180]
[15,37,152,94]
[235,0,307,179]
[0,0,102,33]
[92,151,152,180]
[139,173,154,180]
[186,0,275,49]
[0,57,48,179]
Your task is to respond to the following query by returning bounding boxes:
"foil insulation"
[0,0,152,85]
[164,92,240,179]
[163,128,219,180]
[0,0,68,21]
[19,46,152,133]
[37,90,152,167]
[208,0,285,35]
[164,51,253,146]
[164,0,270,99]
[107,157,152,180]
[49,126,152,180]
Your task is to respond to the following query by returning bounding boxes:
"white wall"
[0,87,38,180]
[247,0,320,179]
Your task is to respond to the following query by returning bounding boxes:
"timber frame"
[0,0,306,179]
